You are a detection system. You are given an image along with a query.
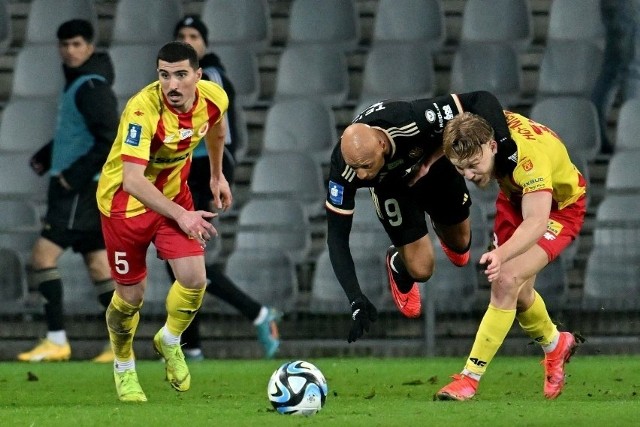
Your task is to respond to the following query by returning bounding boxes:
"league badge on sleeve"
[125,123,142,147]
[328,180,344,205]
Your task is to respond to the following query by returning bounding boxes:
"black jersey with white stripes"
[326,95,461,213]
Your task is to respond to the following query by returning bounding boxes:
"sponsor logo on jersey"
[408,147,423,158]
[523,158,534,171]
[546,219,563,236]
[149,152,190,164]
[329,180,344,205]
[125,123,142,146]
[387,159,404,170]
[508,152,518,163]
[179,128,194,140]
[163,134,176,143]
[442,104,454,120]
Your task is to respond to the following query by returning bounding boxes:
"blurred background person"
[17,19,118,363]
[173,15,282,360]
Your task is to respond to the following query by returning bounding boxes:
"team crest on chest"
[198,122,209,137]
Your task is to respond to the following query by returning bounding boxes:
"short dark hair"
[57,19,94,42]
[157,41,199,69]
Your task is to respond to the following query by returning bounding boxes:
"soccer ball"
[267,360,328,416]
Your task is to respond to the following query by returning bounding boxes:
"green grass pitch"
[0,355,637,426]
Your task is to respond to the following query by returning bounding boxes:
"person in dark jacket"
[17,19,119,363]
[172,15,282,360]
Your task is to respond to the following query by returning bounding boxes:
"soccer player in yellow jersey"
[436,111,587,401]
[96,41,230,402]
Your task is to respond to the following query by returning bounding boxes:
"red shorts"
[493,192,586,262]
[100,191,204,285]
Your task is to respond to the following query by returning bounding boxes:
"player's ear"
[490,139,498,154]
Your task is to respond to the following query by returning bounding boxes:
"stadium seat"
[614,98,640,152]
[0,199,41,231]
[604,151,640,194]
[201,0,271,53]
[11,45,64,99]
[262,98,337,165]
[214,45,260,107]
[372,0,445,52]
[108,44,159,101]
[460,0,533,52]
[233,105,249,164]
[359,42,435,108]
[428,247,479,313]
[537,40,604,99]
[0,152,48,201]
[593,194,640,256]
[449,42,523,109]
[582,247,640,311]
[111,0,182,46]
[24,0,98,46]
[0,0,12,55]
[349,189,389,253]
[287,0,360,52]
[535,258,569,312]
[143,246,173,315]
[234,198,312,264]
[57,250,102,315]
[529,96,601,161]
[0,98,57,154]
[225,249,299,312]
[0,248,26,314]
[547,0,605,47]
[249,152,326,218]
[274,44,349,108]
[309,248,386,314]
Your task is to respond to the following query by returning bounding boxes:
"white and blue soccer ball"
[267,360,328,416]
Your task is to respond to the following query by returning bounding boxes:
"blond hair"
[443,112,495,161]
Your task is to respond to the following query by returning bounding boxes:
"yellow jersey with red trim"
[97,80,228,218]
[497,112,586,210]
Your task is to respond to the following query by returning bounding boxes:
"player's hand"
[210,174,233,212]
[479,250,503,283]
[348,294,378,343]
[176,209,218,248]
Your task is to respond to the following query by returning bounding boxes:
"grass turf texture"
[0,356,637,426]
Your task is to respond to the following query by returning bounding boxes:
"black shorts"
[187,148,236,212]
[41,223,106,254]
[371,157,471,247]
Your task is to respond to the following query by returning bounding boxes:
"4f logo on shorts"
[125,123,142,146]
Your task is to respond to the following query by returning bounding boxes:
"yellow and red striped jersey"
[97,79,228,218]
[498,112,586,211]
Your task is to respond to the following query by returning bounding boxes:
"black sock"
[39,278,64,331]
[181,314,202,349]
[390,250,415,294]
[94,279,115,309]
[206,265,261,320]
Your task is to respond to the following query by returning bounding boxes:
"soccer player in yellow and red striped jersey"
[437,111,587,401]
[96,41,230,402]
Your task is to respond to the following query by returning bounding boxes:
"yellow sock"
[165,280,205,336]
[516,291,559,346]
[106,292,142,361]
[464,304,516,377]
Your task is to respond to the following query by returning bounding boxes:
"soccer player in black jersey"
[325,91,510,343]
